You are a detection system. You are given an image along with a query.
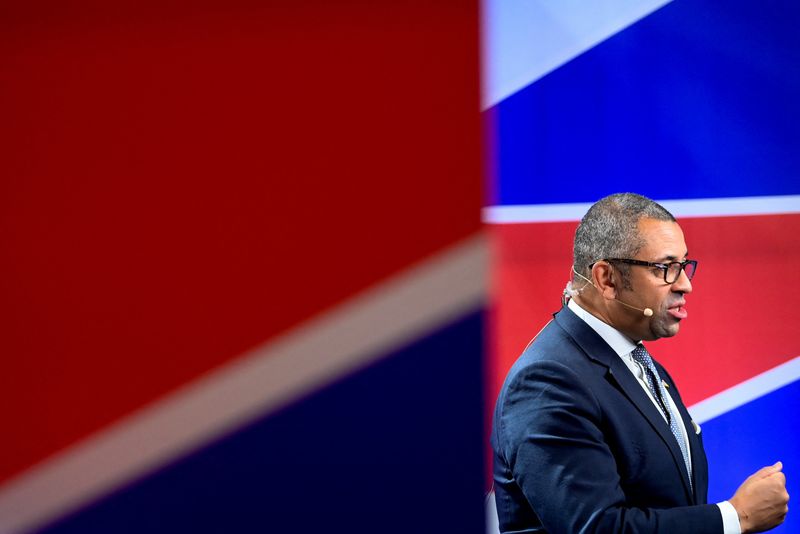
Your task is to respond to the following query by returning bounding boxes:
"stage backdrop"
[0,2,486,533]
[483,1,800,532]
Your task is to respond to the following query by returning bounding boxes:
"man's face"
[616,218,693,341]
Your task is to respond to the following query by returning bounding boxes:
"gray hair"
[573,193,676,288]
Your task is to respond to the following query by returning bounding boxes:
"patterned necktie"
[630,344,693,488]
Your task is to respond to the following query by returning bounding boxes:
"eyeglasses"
[599,258,698,284]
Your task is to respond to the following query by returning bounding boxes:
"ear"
[591,261,618,301]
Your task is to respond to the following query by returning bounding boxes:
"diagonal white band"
[689,356,800,424]
[0,232,488,534]
[481,0,674,109]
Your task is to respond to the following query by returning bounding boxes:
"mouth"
[667,302,687,320]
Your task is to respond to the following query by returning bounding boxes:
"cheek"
[652,288,672,308]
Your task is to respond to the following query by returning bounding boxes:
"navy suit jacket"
[491,306,723,533]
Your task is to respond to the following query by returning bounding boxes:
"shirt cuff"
[717,500,741,534]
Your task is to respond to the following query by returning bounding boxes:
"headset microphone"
[614,298,654,317]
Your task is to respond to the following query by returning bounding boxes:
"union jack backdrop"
[483,1,800,532]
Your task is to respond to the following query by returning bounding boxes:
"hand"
[729,461,789,533]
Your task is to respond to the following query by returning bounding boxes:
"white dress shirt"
[567,299,740,534]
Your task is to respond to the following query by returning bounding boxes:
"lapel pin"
[662,380,669,389]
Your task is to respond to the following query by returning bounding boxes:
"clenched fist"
[729,461,790,533]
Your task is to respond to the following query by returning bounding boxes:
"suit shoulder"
[492,319,604,459]
[497,317,601,411]
[508,317,589,375]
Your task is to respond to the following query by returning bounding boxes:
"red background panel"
[488,213,800,418]
[0,1,481,483]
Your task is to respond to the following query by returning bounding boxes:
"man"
[491,193,789,533]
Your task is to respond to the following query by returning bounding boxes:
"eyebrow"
[657,251,689,262]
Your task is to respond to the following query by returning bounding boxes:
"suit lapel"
[658,363,706,503]
[608,357,695,502]
[554,307,695,502]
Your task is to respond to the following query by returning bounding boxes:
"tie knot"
[630,344,653,367]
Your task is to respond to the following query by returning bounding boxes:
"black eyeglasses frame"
[592,258,698,284]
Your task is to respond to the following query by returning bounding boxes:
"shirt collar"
[567,298,638,358]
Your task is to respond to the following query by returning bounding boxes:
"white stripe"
[689,356,800,424]
[483,201,590,223]
[482,195,800,224]
[481,0,673,110]
[0,233,488,534]
[660,195,800,219]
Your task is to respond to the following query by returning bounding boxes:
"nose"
[672,267,693,294]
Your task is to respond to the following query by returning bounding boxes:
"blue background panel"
[490,0,800,206]
[703,379,800,533]
[40,312,486,534]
